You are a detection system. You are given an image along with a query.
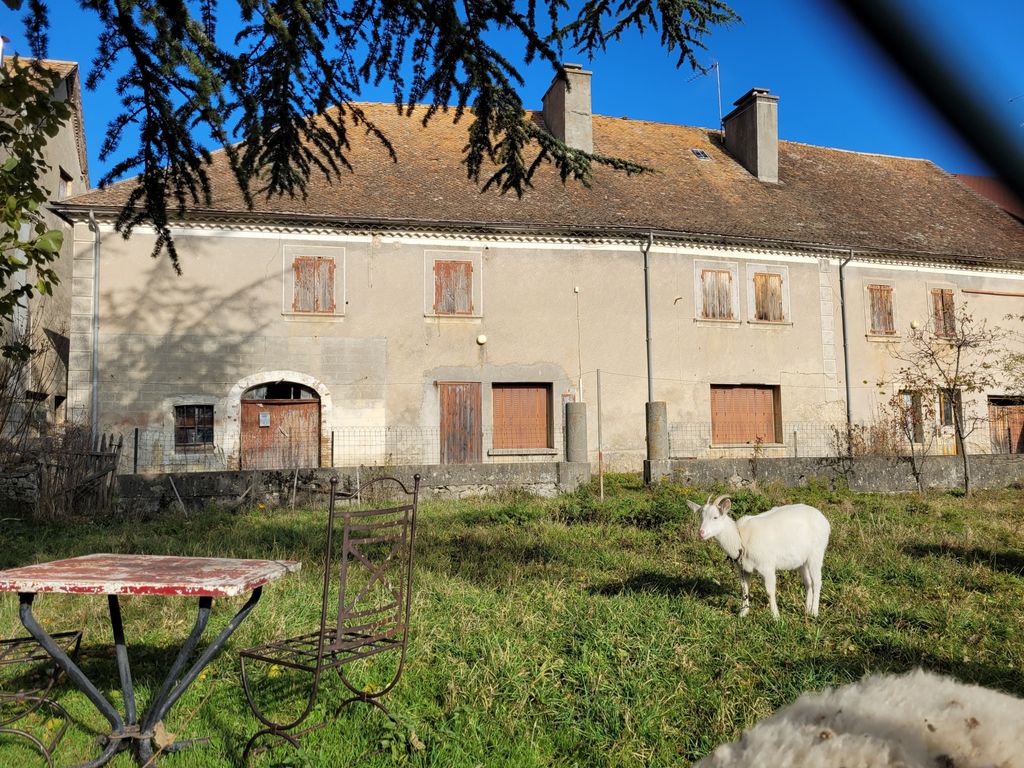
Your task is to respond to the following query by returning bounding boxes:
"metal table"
[0,553,300,767]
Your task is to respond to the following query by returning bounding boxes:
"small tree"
[888,305,1002,495]
[875,386,938,493]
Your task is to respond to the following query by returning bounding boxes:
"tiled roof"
[65,104,1024,266]
[2,56,77,79]
[955,174,1024,221]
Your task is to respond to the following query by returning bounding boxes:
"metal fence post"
[133,427,139,474]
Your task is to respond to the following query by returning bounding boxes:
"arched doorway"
[240,381,321,469]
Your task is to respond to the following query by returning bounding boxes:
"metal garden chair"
[0,629,82,767]
[239,474,420,761]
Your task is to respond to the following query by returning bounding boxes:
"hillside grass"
[2,476,1024,766]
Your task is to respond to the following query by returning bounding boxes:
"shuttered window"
[710,385,780,445]
[701,269,733,320]
[434,260,474,315]
[292,256,336,314]
[931,288,955,337]
[867,285,896,335]
[175,405,214,449]
[753,272,784,322]
[492,384,551,449]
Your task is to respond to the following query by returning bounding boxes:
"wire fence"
[118,415,1022,474]
[120,425,566,474]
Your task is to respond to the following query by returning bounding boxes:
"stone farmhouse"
[53,66,1024,472]
[2,56,89,426]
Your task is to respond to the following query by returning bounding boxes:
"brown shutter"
[434,260,474,315]
[702,269,732,319]
[315,257,335,312]
[754,272,784,322]
[868,285,895,334]
[931,288,955,336]
[711,385,777,444]
[293,256,316,312]
[493,384,550,449]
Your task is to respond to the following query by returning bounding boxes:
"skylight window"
[690,148,711,160]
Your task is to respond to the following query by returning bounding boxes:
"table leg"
[136,587,263,766]
[19,593,125,768]
[108,595,137,726]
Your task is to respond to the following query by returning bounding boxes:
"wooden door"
[989,401,1024,454]
[439,382,481,464]
[241,399,321,469]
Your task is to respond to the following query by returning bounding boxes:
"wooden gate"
[241,400,321,469]
[439,382,481,464]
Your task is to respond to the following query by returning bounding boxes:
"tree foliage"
[0,55,71,360]
[12,0,737,272]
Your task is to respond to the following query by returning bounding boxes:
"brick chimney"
[541,63,593,153]
[723,87,779,183]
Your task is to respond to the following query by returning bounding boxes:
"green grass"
[3,477,1024,766]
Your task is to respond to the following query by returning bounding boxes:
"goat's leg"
[737,568,751,617]
[809,555,824,617]
[800,564,813,615]
[762,569,779,619]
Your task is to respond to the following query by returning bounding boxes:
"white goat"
[694,669,1024,768]
[686,495,830,618]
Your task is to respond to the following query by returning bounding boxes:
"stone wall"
[115,461,591,516]
[669,455,1024,493]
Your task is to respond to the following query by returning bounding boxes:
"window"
[931,288,955,337]
[938,389,960,428]
[175,405,214,450]
[690,148,711,160]
[57,167,72,201]
[710,385,781,445]
[701,269,734,320]
[292,255,336,314]
[753,272,784,322]
[434,260,474,315]
[867,284,896,335]
[900,390,924,443]
[492,384,552,449]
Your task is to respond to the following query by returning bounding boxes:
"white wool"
[695,669,1024,768]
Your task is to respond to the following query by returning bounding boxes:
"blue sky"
[2,0,1021,184]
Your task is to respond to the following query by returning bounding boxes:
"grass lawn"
[2,475,1024,766]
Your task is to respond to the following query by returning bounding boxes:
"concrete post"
[644,401,671,484]
[564,402,588,463]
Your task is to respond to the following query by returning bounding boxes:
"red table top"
[0,554,301,598]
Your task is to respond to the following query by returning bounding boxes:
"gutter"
[641,231,654,403]
[87,211,100,444]
[838,252,854,444]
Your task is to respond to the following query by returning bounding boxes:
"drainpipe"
[838,252,854,450]
[88,211,101,444]
[642,231,654,403]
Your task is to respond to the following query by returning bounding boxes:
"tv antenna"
[688,60,724,131]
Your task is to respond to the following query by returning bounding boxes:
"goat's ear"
[686,500,702,513]
[720,498,732,515]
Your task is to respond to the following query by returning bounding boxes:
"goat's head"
[686,494,732,540]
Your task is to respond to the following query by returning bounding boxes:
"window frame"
[489,383,555,454]
[174,404,215,452]
[425,250,483,318]
[709,384,782,446]
[929,286,957,338]
[282,245,345,319]
[693,260,739,323]
[745,263,791,325]
[865,281,898,337]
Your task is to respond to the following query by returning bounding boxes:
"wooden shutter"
[492,384,551,449]
[315,257,335,312]
[753,272,784,322]
[701,269,732,319]
[710,385,778,444]
[931,289,955,336]
[439,382,482,463]
[868,285,895,334]
[434,260,474,315]
[293,256,316,312]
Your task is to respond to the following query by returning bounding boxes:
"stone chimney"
[541,63,593,153]
[722,87,779,183]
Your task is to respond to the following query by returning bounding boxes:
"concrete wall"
[670,454,1024,493]
[68,224,1024,473]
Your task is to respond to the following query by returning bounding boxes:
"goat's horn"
[705,494,713,506]
[713,494,729,508]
